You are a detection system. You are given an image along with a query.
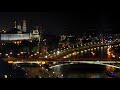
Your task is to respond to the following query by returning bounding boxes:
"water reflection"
[51,63,120,78]
[74,46,109,59]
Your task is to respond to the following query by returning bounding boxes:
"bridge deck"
[3,57,120,64]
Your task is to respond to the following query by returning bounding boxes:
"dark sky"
[0,9,118,35]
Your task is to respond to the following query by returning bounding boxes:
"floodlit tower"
[38,26,45,54]
[17,22,22,30]
[22,20,27,32]
[14,21,17,28]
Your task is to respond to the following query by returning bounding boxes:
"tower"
[33,26,39,35]
[38,26,47,54]
[14,21,17,28]
[17,22,22,30]
[22,20,27,32]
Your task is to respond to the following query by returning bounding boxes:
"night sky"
[0,8,119,35]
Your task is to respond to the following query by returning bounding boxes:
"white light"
[10,52,12,54]
[5,54,8,56]
[34,53,37,55]
[57,51,60,54]
[63,57,66,58]
[20,52,24,54]
[81,51,83,53]
[53,72,55,74]
[17,54,20,56]
[112,55,115,58]
[45,56,48,58]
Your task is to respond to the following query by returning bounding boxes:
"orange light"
[41,61,46,64]
[29,40,32,43]
[8,61,13,64]
[106,65,116,72]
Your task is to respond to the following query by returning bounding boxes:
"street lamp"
[17,54,20,58]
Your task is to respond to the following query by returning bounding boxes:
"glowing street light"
[5,54,8,56]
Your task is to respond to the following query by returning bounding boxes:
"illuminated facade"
[59,35,74,47]
[1,34,30,40]
[30,26,40,40]
[0,20,40,41]
[22,20,27,32]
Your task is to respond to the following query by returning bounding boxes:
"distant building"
[0,19,48,55]
[0,20,40,41]
[30,26,40,40]
[1,28,30,41]
[22,20,27,32]
[17,22,22,30]
[58,34,76,47]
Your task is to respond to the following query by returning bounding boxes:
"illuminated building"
[37,26,47,53]
[1,28,30,41]
[22,20,27,32]
[0,20,40,41]
[0,19,48,55]
[17,22,22,30]
[30,26,40,40]
[58,35,74,47]
[14,21,17,28]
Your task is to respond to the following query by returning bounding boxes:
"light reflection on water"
[71,46,109,59]
[9,45,120,78]
[51,63,120,78]
[50,45,120,78]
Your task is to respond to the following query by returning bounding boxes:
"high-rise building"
[22,20,27,32]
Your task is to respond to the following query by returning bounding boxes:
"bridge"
[3,41,120,65]
[46,42,120,59]
[3,56,120,65]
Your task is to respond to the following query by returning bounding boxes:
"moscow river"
[51,62,120,78]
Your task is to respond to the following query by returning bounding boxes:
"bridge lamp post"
[37,52,39,54]
[5,54,8,58]
[31,54,33,57]
[57,51,60,55]
[45,56,48,58]
[17,54,20,58]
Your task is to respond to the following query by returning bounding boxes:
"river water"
[51,63,120,78]
[4,45,120,78]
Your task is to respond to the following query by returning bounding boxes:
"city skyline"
[1,8,120,78]
[0,10,118,35]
